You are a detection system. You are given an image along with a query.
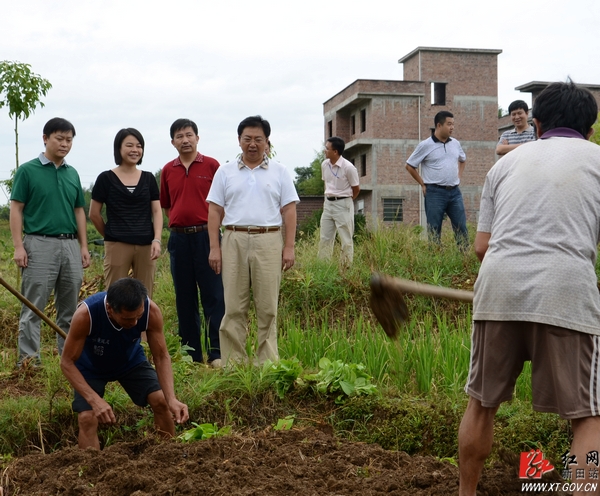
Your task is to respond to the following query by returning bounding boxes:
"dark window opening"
[383,198,403,222]
[360,109,366,132]
[431,82,446,106]
[327,120,333,137]
[360,154,366,177]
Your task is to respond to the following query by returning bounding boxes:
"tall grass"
[278,224,518,400]
[0,221,530,401]
[2,220,555,459]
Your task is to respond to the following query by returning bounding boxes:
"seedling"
[177,422,231,443]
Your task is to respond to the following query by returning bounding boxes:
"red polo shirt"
[160,153,220,227]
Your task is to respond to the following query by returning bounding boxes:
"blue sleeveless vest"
[75,292,150,380]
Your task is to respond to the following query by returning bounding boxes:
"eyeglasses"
[241,136,265,145]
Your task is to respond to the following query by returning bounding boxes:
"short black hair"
[106,278,148,313]
[113,128,145,165]
[434,111,454,127]
[326,136,345,155]
[237,115,271,138]
[170,119,198,139]
[508,100,529,114]
[532,81,598,138]
[43,117,76,137]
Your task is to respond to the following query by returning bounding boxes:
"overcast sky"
[0,0,598,203]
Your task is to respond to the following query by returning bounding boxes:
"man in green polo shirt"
[10,117,91,367]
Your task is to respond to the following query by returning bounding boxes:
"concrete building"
[323,46,502,227]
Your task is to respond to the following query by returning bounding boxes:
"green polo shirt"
[11,154,85,235]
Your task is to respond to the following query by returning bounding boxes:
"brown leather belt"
[170,224,208,234]
[225,226,281,234]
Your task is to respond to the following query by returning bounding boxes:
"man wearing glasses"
[207,116,299,366]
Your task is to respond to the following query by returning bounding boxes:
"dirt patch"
[2,427,565,496]
[0,363,45,398]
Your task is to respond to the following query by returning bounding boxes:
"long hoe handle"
[0,275,67,339]
[387,276,474,302]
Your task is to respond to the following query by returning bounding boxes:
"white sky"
[0,0,598,203]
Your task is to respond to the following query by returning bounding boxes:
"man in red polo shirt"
[159,119,224,367]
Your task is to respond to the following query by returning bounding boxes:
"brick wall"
[323,47,501,227]
[296,196,324,225]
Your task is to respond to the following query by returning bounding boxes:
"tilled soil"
[1,427,566,496]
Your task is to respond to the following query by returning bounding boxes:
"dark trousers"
[168,230,224,362]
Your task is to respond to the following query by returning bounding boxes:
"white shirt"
[475,135,600,335]
[207,157,299,227]
[406,135,466,187]
[321,156,359,197]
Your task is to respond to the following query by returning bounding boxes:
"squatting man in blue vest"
[60,278,189,449]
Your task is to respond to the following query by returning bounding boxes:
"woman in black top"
[90,128,162,297]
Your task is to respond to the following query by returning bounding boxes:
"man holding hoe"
[459,81,600,496]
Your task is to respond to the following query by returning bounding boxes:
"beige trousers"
[219,230,283,365]
[318,197,354,264]
[104,241,156,298]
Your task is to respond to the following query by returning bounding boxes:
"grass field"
[0,219,573,469]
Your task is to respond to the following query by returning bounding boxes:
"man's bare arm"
[405,164,426,196]
[458,161,466,181]
[61,306,117,424]
[496,142,521,156]
[75,207,91,268]
[207,202,225,275]
[10,200,27,268]
[146,300,189,424]
[281,202,296,271]
[474,232,491,262]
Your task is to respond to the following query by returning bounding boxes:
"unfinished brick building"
[322,46,502,227]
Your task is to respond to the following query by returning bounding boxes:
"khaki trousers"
[318,197,354,264]
[219,230,283,365]
[104,241,156,297]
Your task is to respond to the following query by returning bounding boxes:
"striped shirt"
[498,126,536,145]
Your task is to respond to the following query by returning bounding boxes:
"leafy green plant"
[304,357,377,403]
[177,422,232,442]
[264,358,303,399]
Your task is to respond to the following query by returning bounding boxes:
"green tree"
[0,61,52,191]
[295,150,324,195]
[591,112,600,146]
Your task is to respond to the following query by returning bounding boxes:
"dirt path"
[2,427,566,495]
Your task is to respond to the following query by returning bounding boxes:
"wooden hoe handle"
[374,274,474,303]
[0,275,67,339]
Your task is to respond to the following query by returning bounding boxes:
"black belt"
[426,184,458,190]
[30,233,77,239]
[225,226,281,234]
[170,224,208,234]
[326,196,350,201]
